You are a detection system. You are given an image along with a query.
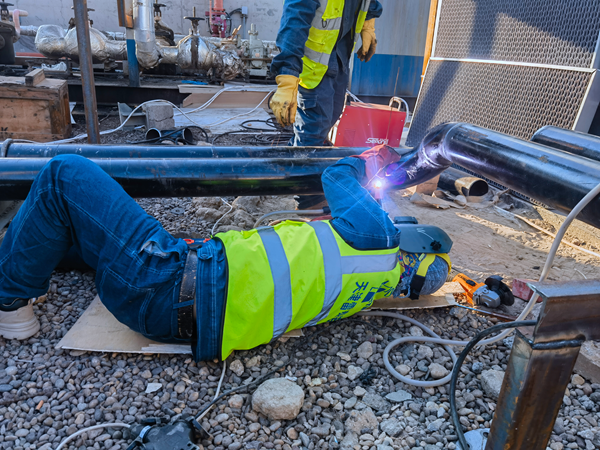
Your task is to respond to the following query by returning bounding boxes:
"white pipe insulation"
[132,0,160,69]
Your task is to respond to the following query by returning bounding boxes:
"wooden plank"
[25,68,46,87]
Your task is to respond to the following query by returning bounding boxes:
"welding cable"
[449,321,536,450]
[362,179,600,388]
[254,209,326,228]
[195,360,227,422]
[54,423,131,450]
[211,198,235,236]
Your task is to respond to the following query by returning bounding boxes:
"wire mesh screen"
[433,0,600,68]
[406,60,593,147]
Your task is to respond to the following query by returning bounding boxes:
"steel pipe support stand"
[486,280,600,450]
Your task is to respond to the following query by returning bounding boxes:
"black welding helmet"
[393,218,453,300]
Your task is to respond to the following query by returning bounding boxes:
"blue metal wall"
[350,0,430,99]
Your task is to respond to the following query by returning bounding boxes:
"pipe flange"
[1,138,13,157]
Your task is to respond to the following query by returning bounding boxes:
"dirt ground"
[384,189,600,288]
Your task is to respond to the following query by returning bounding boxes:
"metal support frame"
[72,0,101,143]
[486,280,600,450]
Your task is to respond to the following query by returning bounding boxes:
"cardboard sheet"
[57,297,302,355]
[370,282,460,311]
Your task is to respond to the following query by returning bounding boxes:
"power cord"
[449,321,536,450]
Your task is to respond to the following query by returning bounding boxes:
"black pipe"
[438,167,488,197]
[531,126,600,163]
[0,158,336,201]
[4,143,364,159]
[385,123,600,229]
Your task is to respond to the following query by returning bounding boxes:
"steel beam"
[72,0,101,143]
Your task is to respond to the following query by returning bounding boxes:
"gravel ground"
[2,121,599,450]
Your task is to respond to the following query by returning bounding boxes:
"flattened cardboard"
[370,282,460,310]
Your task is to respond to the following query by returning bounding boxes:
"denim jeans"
[0,154,397,360]
[291,65,350,146]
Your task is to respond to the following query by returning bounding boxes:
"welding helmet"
[394,219,453,299]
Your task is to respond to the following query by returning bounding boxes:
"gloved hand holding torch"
[352,144,402,199]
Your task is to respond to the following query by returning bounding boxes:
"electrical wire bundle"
[211,118,294,145]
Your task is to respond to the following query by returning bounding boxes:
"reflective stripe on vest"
[218,220,401,359]
[258,228,293,340]
[299,0,369,89]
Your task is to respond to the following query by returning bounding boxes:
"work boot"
[0,299,40,340]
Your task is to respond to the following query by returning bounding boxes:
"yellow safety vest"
[300,0,370,89]
[217,220,400,359]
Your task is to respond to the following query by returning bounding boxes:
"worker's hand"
[354,145,402,182]
[357,19,377,62]
[269,75,300,127]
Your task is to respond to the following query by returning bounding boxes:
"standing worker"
[270,0,382,146]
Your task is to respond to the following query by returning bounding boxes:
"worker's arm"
[270,0,320,77]
[366,0,383,20]
[321,157,399,250]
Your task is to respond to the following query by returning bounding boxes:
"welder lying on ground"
[0,146,450,361]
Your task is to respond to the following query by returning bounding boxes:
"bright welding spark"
[373,179,383,189]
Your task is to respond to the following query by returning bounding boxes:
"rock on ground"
[252,378,304,420]
[481,369,505,399]
[344,407,378,434]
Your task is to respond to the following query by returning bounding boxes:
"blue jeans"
[0,155,397,360]
[292,64,350,146]
[0,155,225,358]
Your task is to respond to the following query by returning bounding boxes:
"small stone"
[287,428,298,440]
[429,363,449,379]
[252,378,304,420]
[347,365,363,381]
[363,393,390,412]
[230,360,244,376]
[385,390,412,403]
[174,381,186,394]
[145,383,162,394]
[215,413,229,423]
[337,352,351,361]
[344,407,378,434]
[572,374,585,386]
[380,418,403,436]
[417,345,434,359]
[550,443,564,450]
[5,366,18,377]
[0,384,12,393]
[344,396,358,409]
[357,342,374,359]
[141,370,152,379]
[396,364,411,376]
[410,326,424,336]
[246,356,261,368]
[472,362,484,374]
[248,423,261,433]
[354,386,367,397]
[481,369,505,399]
[228,394,244,409]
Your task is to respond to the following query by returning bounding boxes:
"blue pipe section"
[127,39,140,88]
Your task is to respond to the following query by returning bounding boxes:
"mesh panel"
[406,60,593,147]
[434,0,600,68]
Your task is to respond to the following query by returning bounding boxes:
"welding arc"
[449,321,537,450]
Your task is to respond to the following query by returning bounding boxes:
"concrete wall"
[11,0,283,39]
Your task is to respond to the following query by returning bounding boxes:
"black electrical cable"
[211,119,293,145]
[449,320,537,450]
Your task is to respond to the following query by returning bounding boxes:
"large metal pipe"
[132,0,160,69]
[531,126,600,163]
[3,143,364,159]
[72,0,100,144]
[385,123,600,229]
[0,158,336,201]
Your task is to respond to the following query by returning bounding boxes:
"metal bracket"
[458,429,489,450]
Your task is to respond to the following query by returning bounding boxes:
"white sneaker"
[0,300,40,340]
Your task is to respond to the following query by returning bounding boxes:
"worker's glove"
[269,75,300,127]
[357,19,377,62]
[353,144,402,185]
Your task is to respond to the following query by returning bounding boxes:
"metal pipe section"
[385,123,600,228]
[0,158,337,201]
[438,167,488,197]
[72,0,100,144]
[133,0,161,69]
[3,143,364,159]
[531,126,600,163]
